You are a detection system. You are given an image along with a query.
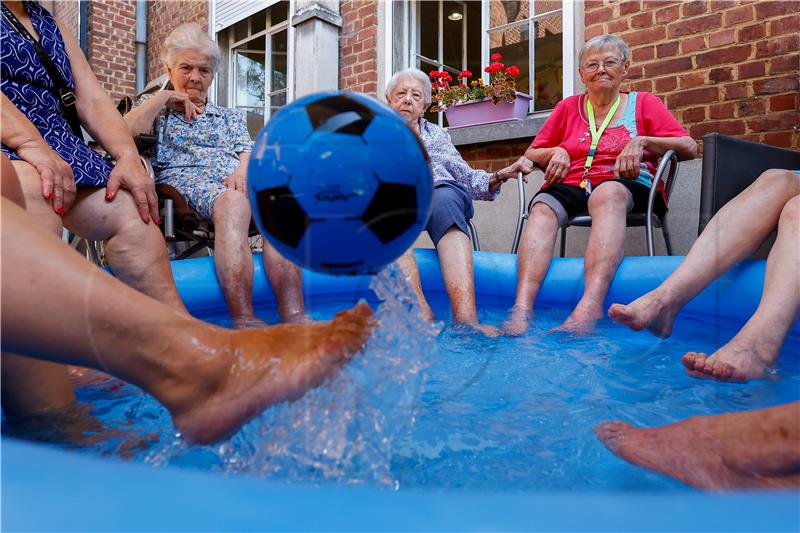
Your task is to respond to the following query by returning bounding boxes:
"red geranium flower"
[429,70,439,79]
[458,69,473,79]
[491,53,502,61]
[505,65,520,77]
[484,62,504,74]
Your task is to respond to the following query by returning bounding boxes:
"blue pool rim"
[3,250,799,531]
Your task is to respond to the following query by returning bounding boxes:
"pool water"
[4,269,799,492]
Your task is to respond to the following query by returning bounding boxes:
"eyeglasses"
[581,58,622,73]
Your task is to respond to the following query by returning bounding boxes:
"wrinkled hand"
[614,137,646,179]
[162,90,202,121]
[16,139,76,216]
[105,154,159,224]
[496,156,534,184]
[543,147,570,184]
[224,172,247,192]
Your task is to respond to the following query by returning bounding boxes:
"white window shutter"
[213,0,280,31]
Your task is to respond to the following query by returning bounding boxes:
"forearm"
[122,92,169,136]
[76,92,139,161]
[1,93,48,151]
[639,135,698,161]
[233,152,250,176]
[526,146,557,169]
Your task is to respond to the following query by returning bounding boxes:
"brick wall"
[147,1,208,82]
[85,1,136,103]
[585,0,799,149]
[339,0,379,96]
[51,1,79,38]
[460,139,533,173]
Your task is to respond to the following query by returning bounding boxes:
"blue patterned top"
[135,94,252,182]
[418,118,498,201]
[1,1,112,186]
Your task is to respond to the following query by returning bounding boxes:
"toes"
[594,421,635,452]
[682,352,707,372]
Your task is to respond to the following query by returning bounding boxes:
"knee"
[779,195,800,227]
[530,202,559,226]
[755,169,800,193]
[103,190,163,241]
[212,190,251,225]
[588,182,629,213]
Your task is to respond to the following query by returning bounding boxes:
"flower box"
[445,92,532,129]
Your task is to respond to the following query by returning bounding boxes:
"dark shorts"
[426,180,474,246]
[529,180,666,226]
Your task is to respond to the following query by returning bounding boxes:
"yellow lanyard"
[580,94,621,195]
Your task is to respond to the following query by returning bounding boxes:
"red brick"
[754,0,800,19]
[770,94,798,112]
[756,34,800,58]
[655,5,679,24]
[681,35,706,53]
[695,44,752,68]
[628,65,644,79]
[586,6,613,26]
[738,23,766,42]
[668,13,722,38]
[747,112,799,133]
[770,15,800,36]
[709,102,735,120]
[709,29,736,48]
[724,5,754,25]
[723,82,750,100]
[629,79,654,92]
[754,77,799,95]
[709,67,734,83]
[632,46,655,62]
[622,26,667,47]
[645,57,693,77]
[735,98,766,117]
[689,119,746,138]
[737,61,766,79]
[608,18,630,34]
[679,71,707,89]
[681,0,707,17]
[643,0,679,8]
[631,11,653,29]
[769,54,799,75]
[655,76,678,92]
[656,41,679,58]
[667,86,719,107]
[763,132,794,148]
[683,106,706,122]
[585,24,605,40]
[619,0,642,15]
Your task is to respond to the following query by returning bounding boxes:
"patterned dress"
[1,1,112,186]
[135,94,252,222]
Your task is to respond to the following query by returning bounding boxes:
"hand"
[224,171,247,192]
[543,147,570,185]
[614,137,646,179]
[105,154,159,224]
[15,139,76,216]
[495,156,534,185]
[161,90,202,122]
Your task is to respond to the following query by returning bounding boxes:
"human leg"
[594,402,800,490]
[682,195,800,381]
[554,181,629,334]
[610,169,800,337]
[262,239,311,324]
[395,248,435,322]
[1,196,375,444]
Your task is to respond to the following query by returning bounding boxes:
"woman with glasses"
[503,34,698,336]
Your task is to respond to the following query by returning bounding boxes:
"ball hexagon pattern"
[248,91,432,275]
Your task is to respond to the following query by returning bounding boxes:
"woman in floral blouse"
[125,23,307,328]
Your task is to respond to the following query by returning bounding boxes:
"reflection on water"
[4,284,799,491]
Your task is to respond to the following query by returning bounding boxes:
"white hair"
[385,68,432,106]
[162,23,221,73]
[579,34,631,65]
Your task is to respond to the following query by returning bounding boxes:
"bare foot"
[608,290,680,338]
[280,311,313,325]
[551,304,604,335]
[502,306,531,337]
[231,315,270,329]
[163,303,375,444]
[681,334,779,382]
[595,403,800,490]
[469,322,501,338]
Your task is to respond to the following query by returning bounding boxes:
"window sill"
[447,114,549,147]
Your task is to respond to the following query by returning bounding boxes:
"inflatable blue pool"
[3,250,798,531]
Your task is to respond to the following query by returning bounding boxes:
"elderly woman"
[1,0,187,418]
[124,23,307,329]
[386,68,532,336]
[503,35,697,336]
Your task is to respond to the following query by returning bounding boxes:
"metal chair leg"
[467,219,480,251]
[645,215,655,257]
[662,218,673,256]
[559,226,567,257]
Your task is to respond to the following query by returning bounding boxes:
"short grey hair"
[385,68,432,106]
[579,35,630,66]
[162,23,221,73]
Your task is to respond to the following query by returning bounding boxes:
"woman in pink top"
[504,35,697,336]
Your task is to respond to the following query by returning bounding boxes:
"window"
[216,2,290,138]
[392,0,570,124]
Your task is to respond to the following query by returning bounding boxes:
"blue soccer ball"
[247,91,433,275]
